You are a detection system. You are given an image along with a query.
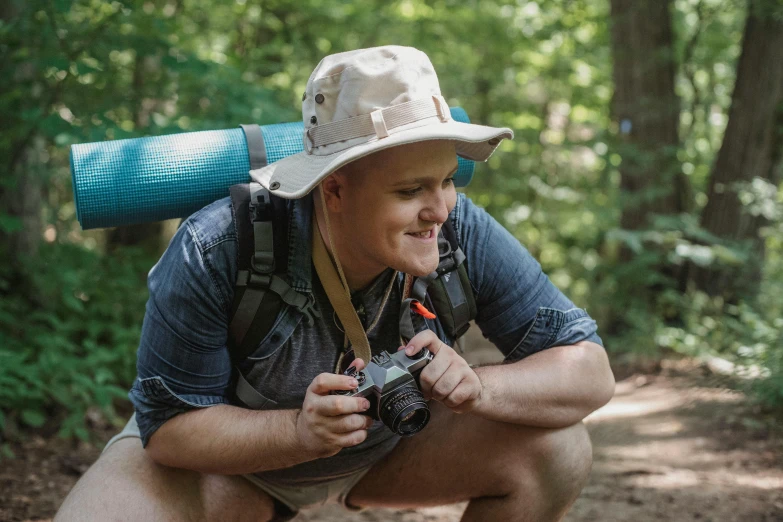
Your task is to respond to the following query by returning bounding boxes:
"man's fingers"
[421,358,454,399]
[308,372,359,395]
[442,377,471,408]
[332,413,374,433]
[319,395,371,416]
[419,347,454,394]
[430,365,464,401]
[349,358,367,371]
[337,429,368,448]
[403,329,441,357]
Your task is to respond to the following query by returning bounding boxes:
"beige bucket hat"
[249,45,514,199]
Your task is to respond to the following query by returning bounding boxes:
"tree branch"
[6,4,123,175]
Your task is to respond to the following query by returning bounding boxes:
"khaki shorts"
[104,414,370,519]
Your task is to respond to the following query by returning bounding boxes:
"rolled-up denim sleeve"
[454,194,603,363]
[129,220,234,446]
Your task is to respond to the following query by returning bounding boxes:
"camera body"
[335,348,434,436]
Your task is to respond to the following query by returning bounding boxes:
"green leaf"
[0,215,22,233]
[74,425,90,442]
[1,443,15,460]
[21,409,46,428]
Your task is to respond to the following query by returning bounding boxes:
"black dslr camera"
[334,348,434,437]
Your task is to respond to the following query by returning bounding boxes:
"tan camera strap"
[311,189,376,367]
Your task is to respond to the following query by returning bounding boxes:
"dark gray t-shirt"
[129,193,602,486]
[245,268,404,485]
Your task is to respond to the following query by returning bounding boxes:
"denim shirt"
[129,192,602,484]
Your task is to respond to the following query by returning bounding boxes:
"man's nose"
[420,189,450,224]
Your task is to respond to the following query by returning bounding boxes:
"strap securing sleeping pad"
[240,124,267,172]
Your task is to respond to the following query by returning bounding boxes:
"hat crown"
[247,45,513,200]
[303,46,442,129]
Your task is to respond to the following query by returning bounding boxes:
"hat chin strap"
[305,95,452,153]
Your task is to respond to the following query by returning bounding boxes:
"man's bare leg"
[55,438,278,522]
[347,400,593,522]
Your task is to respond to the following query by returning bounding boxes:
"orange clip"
[411,301,436,319]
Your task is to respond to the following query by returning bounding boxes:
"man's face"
[334,140,459,280]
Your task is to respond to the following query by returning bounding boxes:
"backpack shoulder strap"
[439,217,460,256]
[400,219,477,344]
[227,182,316,366]
[429,219,477,339]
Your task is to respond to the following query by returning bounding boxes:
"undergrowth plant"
[0,242,152,446]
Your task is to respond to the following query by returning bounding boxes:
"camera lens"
[379,385,430,436]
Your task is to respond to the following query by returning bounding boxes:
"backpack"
[225,181,478,368]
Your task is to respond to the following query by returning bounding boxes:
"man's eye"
[399,187,422,197]
[443,177,454,186]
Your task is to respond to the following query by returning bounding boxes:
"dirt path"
[299,366,783,522]
[2,356,782,521]
[567,370,782,522]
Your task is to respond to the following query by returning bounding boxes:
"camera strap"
[311,195,375,367]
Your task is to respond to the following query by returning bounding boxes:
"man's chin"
[393,257,439,278]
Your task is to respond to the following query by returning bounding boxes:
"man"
[56,45,614,521]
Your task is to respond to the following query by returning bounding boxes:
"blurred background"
[1,0,782,520]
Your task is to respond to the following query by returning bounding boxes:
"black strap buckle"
[250,192,274,222]
[436,236,458,274]
[251,251,275,274]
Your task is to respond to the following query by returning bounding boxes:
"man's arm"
[447,194,613,426]
[145,405,305,475]
[471,340,614,428]
[145,364,373,475]
[405,332,614,429]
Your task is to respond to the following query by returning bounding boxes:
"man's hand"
[400,330,483,414]
[296,359,374,459]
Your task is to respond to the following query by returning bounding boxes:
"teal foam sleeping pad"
[70,107,476,230]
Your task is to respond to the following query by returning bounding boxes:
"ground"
[2,333,782,521]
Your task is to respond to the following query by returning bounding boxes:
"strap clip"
[251,251,275,273]
[435,236,458,274]
[247,272,272,288]
[249,190,274,222]
[249,183,276,274]
[298,294,320,326]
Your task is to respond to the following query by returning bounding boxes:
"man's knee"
[506,422,593,503]
[56,439,195,521]
[55,438,277,522]
[544,422,592,487]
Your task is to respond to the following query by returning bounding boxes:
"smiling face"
[316,140,459,290]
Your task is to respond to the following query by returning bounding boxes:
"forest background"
[1,0,782,451]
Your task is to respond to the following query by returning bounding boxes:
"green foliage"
[655,291,783,410]
[0,241,153,440]
[1,0,782,439]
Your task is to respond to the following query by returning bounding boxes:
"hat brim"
[249,120,513,199]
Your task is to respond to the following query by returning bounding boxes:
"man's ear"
[320,172,346,213]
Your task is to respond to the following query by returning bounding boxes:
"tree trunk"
[0,1,44,270]
[609,0,688,274]
[690,1,783,299]
[1,139,45,266]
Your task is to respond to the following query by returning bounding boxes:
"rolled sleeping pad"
[70,107,476,230]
